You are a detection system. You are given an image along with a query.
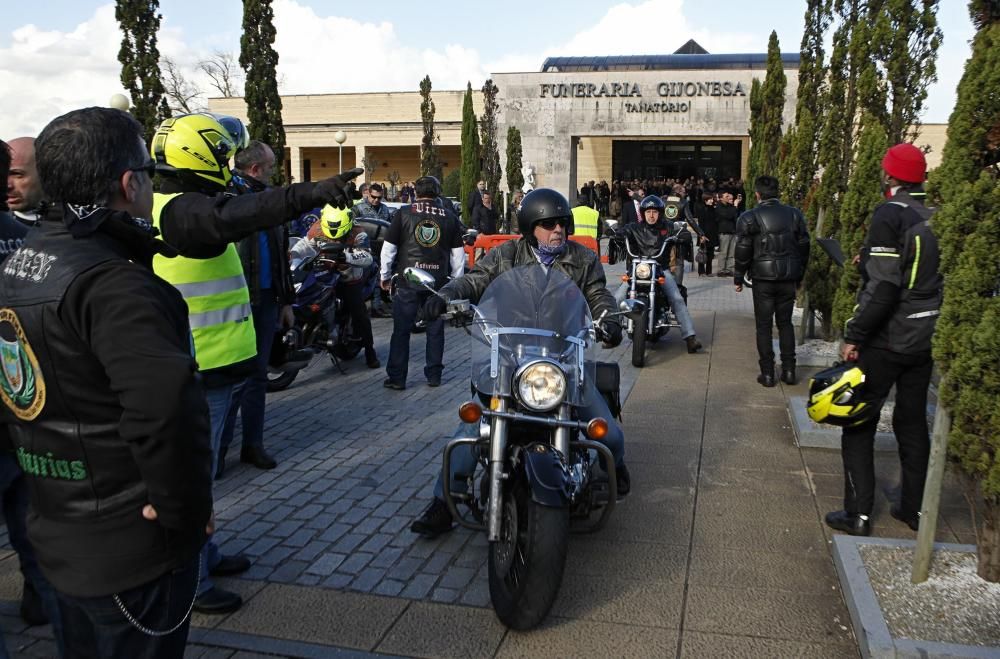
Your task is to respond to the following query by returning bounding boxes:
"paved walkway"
[0,267,972,658]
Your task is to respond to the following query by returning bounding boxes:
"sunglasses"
[129,160,157,177]
[369,195,383,201]
[537,218,567,230]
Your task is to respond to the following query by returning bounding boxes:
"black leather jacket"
[440,238,619,333]
[733,198,810,283]
[621,220,674,270]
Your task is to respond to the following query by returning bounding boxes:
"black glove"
[314,167,364,209]
[602,321,623,348]
[422,295,448,321]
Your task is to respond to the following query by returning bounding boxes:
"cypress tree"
[240,0,286,184]
[460,82,480,225]
[115,0,169,144]
[830,110,888,333]
[419,75,442,179]
[780,0,830,208]
[505,126,524,195]
[479,79,502,200]
[745,78,763,207]
[929,1,1000,581]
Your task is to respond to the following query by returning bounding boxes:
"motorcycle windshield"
[470,264,594,405]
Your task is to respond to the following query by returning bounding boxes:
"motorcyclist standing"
[410,188,631,537]
[308,206,380,368]
[614,195,703,354]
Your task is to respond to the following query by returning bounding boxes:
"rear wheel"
[488,478,569,630]
[631,310,648,368]
[266,368,299,392]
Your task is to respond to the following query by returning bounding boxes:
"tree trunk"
[978,500,1000,582]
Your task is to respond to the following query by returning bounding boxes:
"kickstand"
[329,351,347,374]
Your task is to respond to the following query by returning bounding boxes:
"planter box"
[788,396,897,450]
[833,536,1000,658]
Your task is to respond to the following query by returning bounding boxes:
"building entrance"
[612,140,742,181]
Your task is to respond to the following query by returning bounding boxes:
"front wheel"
[488,478,569,630]
[266,367,299,392]
[631,310,648,367]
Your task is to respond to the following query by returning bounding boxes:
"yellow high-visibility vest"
[571,205,600,239]
[152,193,257,371]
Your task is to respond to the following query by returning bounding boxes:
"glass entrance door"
[612,140,742,181]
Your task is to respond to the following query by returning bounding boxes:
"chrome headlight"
[515,360,567,411]
[635,262,653,280]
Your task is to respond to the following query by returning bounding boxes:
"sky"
[0,0,975,138]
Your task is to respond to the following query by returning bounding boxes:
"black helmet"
[517,188,574,238]
[639,195,665,219]
[414,176,441,198]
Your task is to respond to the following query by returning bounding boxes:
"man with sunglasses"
[410,188,630,538]
[352,182,391,223]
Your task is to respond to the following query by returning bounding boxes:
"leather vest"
[738,200,808,281]
[393,201,461,289]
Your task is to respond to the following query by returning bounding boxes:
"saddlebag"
[595,361,622,420]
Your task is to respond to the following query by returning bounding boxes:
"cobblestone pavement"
[0,259,975,658]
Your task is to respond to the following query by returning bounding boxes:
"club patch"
[0,308,45,421]
[415,220,441,248]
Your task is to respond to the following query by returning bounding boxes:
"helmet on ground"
[639,195,665,216]
[807,362,877,427]
[881,143,926,184]
[517,188,574,237]
[320,205,353,240]
[151,114,236,189]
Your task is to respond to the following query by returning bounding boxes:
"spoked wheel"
[488,478,569,630]
[631,310,648,367]
[266,367,299,392]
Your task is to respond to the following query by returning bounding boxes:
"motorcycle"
[405,265,644,630]
[619,222,691,368]
[266,238,368,391]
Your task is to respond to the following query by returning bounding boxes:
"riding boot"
[757,363,776,388]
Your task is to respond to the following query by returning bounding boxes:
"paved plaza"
[0,264,974,658]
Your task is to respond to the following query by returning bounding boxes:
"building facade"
[208,45,947,198]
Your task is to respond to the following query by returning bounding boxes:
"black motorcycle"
[266,239,367,391]
[406,265,643,630]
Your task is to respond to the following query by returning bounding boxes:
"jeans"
[199,380,245,595]
[386,286,444,384]
[614,279,695,339]
[842,347,933,516]
[434,381,625,500]
[54,557,198,659]
[221,294,277,455]
[337,282,374,349]
[0,454,63,656]
[717,233,736,272]
[751,280,798,372]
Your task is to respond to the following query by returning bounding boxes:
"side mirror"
[619,298,646,321]
[404,267,437,289]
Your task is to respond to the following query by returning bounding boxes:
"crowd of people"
[0,101,941,658]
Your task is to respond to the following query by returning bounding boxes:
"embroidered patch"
[415,220,441,248]
[0,308,46,420]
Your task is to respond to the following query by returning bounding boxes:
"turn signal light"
[657,277,666,284]
[587,417,609,440]
[621,275,630,282]
[459,401,483,423]
[309,303,322,313]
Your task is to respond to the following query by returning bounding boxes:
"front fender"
[521,443,573,508]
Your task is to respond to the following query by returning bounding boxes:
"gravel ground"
[861,544,1000,647]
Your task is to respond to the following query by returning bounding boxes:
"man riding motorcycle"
[614,195,702,354]
[410,188,630,537]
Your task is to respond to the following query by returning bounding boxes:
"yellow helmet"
[320,205,353,240]
[151,114,236,188]
[807,362,878,427]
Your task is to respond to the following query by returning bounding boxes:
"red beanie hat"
[881,143,926,184]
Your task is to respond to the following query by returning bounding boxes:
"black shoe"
[427,379,441,387]
[890,504,920,531]
[780,365,797,385]
[825,510,871,536]
[615,464,631,499]
[20,580,47,626]
[685,336,702,354]
[757,373,776,387]
[365,348,381,369]
[210,553,252,577]
[192,587,243,615]
[383,378,405,390]
[240,445,277,470]
[410,498,454,538]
